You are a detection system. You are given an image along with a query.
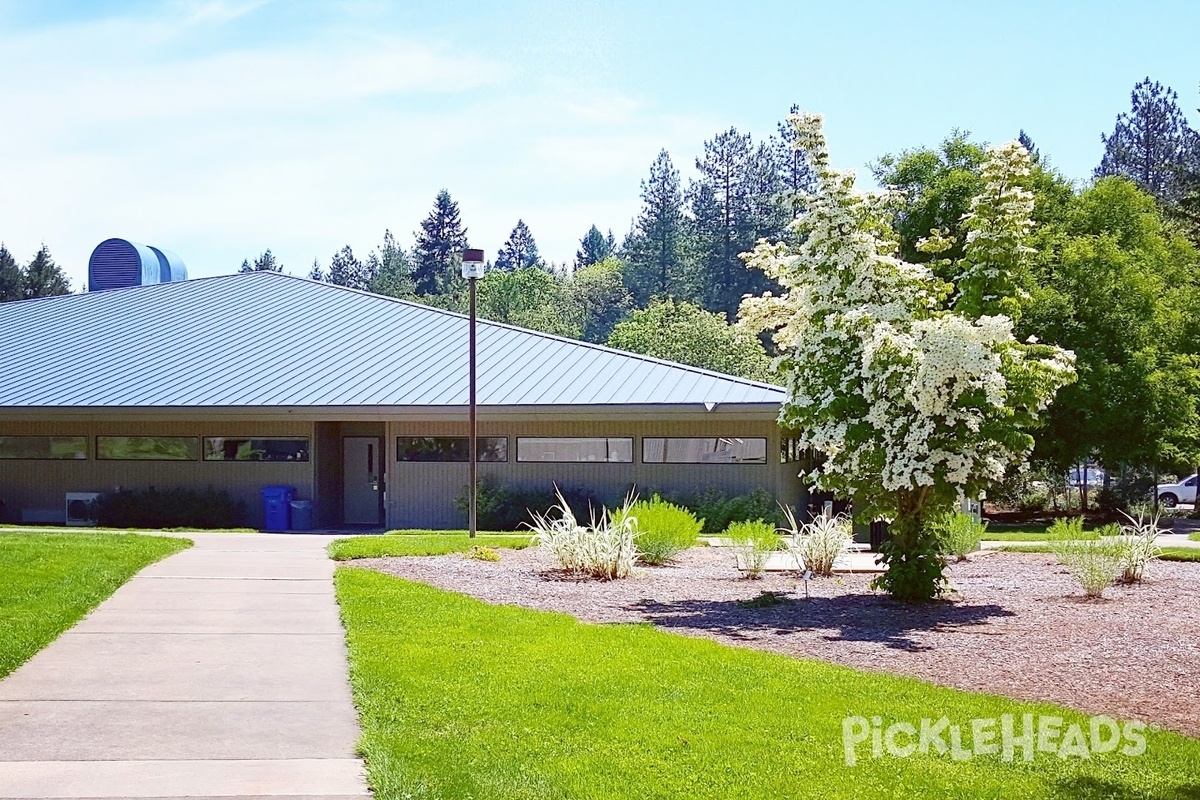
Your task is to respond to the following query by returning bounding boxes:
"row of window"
[0,435,774,465]
[398,436,769,464]
[0,436,309,462]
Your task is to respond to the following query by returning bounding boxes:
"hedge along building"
[0,266,803,529]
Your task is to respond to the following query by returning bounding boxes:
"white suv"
[1157,475,1197,507]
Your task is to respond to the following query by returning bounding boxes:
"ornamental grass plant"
[1048,517,1123,598]
[782,506,852,576]
[939,511,987,562]
[528,488,637,580]
[728,520,781,579]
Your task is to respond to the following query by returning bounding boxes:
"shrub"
[459,480,603,531]
[529,489,636,580]
[1114,509,1162,583]
[684,487,783,533]
[1048,517,1123,598]
[612,495,702,565]
[97,487,246,529]
[465,546,502,562]
[782,506,851,577]
[939,512,986,562]
[727,520,781,579]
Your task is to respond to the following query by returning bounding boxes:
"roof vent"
[88,238,188,292]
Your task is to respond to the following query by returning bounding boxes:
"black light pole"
[462,248,485,539]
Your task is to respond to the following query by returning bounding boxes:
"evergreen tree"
[327,245,373,290]
[239,249,283,273]
[574,225,614,269]
[494,219,542,271]
[23,245,70,298]
[308,259,324,281]
[413,189,468,294]
[1096,78,1196,204]
[690,128,758,317]
[777,104,817,215]
[368,230,416,298]
[621,150,688,305]
[1018,130,1040,162]
[0,244,23,302]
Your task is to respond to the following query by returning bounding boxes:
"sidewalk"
[0,532,370,799]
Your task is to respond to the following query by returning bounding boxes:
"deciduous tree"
[742,114,1074,601]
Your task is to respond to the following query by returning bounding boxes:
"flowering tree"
[740,114,1075,600]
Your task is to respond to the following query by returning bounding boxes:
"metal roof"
[0,272,785,411]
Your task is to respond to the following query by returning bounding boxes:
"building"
[0,271,802,529]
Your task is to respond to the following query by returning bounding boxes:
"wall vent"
[88,238,188,292]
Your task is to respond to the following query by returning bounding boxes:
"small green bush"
[612,495,702,565]
[683,487,783,533]
[458,480,603,531]
[939,512,987,561]
[465,545,502,562]
[727,520,781,579]
[98,487,246,529]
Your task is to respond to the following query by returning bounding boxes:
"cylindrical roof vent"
[88,238,188,292]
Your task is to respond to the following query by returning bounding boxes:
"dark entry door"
[343,437,382,525]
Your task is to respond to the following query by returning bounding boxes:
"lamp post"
[461,248,485,539]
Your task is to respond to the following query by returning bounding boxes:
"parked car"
[1156,475,1197,507]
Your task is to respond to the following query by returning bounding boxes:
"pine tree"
[368,230,416,298]
[691,128,755,317]
[239,249,283,272]
[327,245,373,290]
[776,104,817,216]
[23,245,71,298]
[621,150,688,305]
[494,220,542,271]
[1018,130,1040,162]
[1096,78,1196,204]
[0,244,23,302]
[574,225,613,269]
[413,189,468,294]
[308,259,324,281]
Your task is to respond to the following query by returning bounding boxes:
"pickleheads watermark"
[842,714,1146,766]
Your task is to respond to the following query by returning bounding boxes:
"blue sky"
[2,0,1198,287]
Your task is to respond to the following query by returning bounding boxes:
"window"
[97,436,199,461]
[0,436,87,460]
[642,437,767,464]
[397,436,508,462]
[781,437,806,464]
[516,437,633,463]
[204,437,310,462]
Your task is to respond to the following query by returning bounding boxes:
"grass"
[981,531,1051,542]
[1190,532,1200,542]
[0,532,189,679]
[0,524,256,533]
[336,568,1200,800]
[329,532,532,560]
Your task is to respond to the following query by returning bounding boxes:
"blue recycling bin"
[260,485,295,532]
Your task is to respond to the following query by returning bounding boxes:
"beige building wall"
[0,419,315,528]
[386,417,805,529]
[0,413,804,530]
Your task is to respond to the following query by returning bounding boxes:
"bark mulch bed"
[354,547,1200,737]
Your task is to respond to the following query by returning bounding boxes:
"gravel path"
[354,547,1200,737]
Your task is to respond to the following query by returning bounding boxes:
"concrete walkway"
[0,533,370,800]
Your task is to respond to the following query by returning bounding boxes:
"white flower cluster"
[740,114,1075,511]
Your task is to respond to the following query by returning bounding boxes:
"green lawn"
[336,568,1200,800]
[329,532,532,560]
[982,531,1051,542]
[1190,532,1200,542]
[0,532,189,679]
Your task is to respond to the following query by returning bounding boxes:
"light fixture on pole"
[461,248,485,539]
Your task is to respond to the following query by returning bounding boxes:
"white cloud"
[0,4,720,286]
